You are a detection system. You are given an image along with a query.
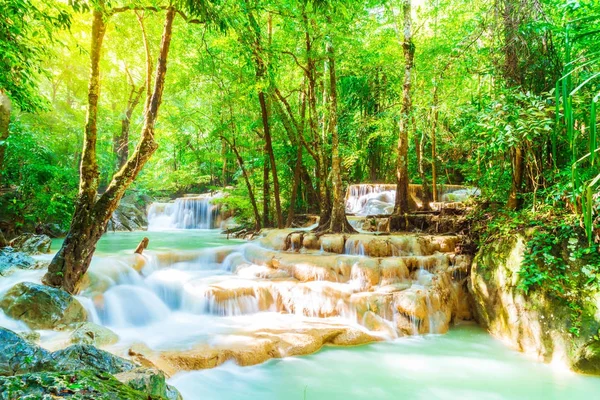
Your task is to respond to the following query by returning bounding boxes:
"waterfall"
[148,195,219,231]
[345,183,479,216]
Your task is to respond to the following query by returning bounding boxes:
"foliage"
[0,0,71,111]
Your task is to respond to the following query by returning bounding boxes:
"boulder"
[70,322,119,346]
[0,282,87,329]
[47,344,136,374]
[0,327,49,376]
[0,248,41,276]
[573,341,600,375]
[115,367,183,400]
[9,234,52,255]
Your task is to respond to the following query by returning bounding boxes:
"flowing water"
[170,324,600,400]
[3,230,600,399]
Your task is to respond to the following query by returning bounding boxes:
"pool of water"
[170,324,600,400]
[51,229,242,254]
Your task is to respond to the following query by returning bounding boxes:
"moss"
[0,369,167,399]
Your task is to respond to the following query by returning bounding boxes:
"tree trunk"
[326,41,353,233]
[114,82,144,170]
[0,91,11,182]
[226,137,261,231]
[507,145,524,209]
[431,85,439,202]
[262,144,270,227]
[43,7,176,294]
[393,0,414,216]
[258,91,283,228]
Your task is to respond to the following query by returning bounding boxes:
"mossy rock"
[572,340,600,375]
[0,370,167,400]
[0,327,49,376]
[46,344,136,375]
[115,367,183,400]
[0,282,87,329]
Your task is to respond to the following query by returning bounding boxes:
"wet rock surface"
[0,247,44,276]
[0,327,49,376]
[0,282,87,329]
[69,322,119,346]
[0,327,182,400]
[9,233,52,255]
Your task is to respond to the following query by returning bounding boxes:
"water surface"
[170,324,600,400]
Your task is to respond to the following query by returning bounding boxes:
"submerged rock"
[0,327,49,376]
[70,322,119,346]
[0,282,87,329]
[9,233,52,255]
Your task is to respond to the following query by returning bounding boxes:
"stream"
[2,230,600,399]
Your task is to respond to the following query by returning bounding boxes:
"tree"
[0,0,70,179]
[393,0,414,216]
[43,4,177,293]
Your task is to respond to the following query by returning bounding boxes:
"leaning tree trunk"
[0,91,11,183]
[393,0,414,216]
[43,8,176,294]
[226,137,261,231]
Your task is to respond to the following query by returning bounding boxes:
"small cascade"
[344,238,366,256]
[148,193,221,231]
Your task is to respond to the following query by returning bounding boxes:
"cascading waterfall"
[148,194,220,231]
[345,183,480,216]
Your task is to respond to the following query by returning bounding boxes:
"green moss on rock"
[0,370,163,400]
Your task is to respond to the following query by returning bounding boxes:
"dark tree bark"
[43,7,176,294]
[0,91,11,183]
[244,3,283,228]
[500,0,525,209]
[262,143,271,227]
[393,0,414,215]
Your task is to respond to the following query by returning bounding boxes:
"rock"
[469,233,600,373]
[573,341,600,375]
[0,282,87,329]
[302,233,320,250]
[320,234,345,254]
[115,367,183,400]
[0,370,156,400]
[70,322,119,346]
[17,330,41,343]
[0,247,41,276]
[0,327,49,376]
[106,193,150,232]
[9,233,52,255]
[47,344,136,374]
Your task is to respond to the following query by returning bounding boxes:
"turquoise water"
[39,231,600,399]
[170,324,600,400]
[51,230,242,255]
